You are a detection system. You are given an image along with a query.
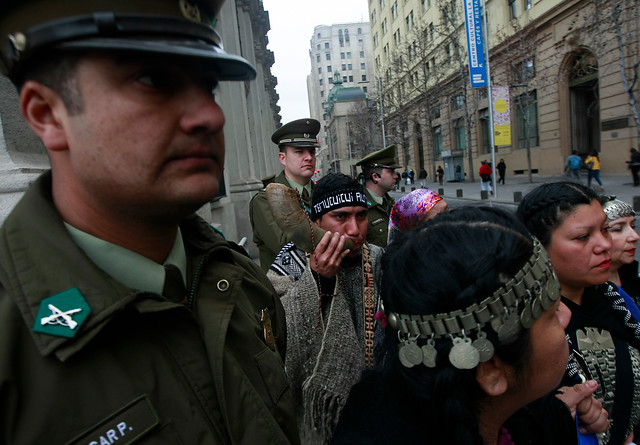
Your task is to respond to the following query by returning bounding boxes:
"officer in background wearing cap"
[356,145,400,247]
[250,118,319,271]
[0,1,298,443]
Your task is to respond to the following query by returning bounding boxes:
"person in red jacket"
[479,161,493,196]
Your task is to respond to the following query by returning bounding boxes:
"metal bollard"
[438,188,444,196]
[634,196,640,212]
[514,191,523,203]
[456,189,463,198]
[411,187,416,191]
[480,190,488,200]
[401,186,406,193]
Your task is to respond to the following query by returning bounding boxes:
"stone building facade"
[368,0,640,179]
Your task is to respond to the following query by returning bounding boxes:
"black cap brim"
[58,37,256,81]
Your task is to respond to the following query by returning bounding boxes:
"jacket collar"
[0,171,231,361]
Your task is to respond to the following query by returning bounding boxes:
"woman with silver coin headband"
[333,207,608,445]
[518,182,640,445]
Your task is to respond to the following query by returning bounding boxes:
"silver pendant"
[540,289,552,310]
[531,297,543,318]
[472,331,495,362]
[520,303,534,329]
[399,342,423,368]
[497,311,522,344]
[421,339,437,368]
[449,337,480,369]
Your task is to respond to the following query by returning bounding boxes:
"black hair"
[17,50,85,115]
[516,181,598,247]
[362,165,383,181]
[373,206,534,444]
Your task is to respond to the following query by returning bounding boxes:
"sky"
[262,0,370,125]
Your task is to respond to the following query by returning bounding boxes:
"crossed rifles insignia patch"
[33,288,91,338]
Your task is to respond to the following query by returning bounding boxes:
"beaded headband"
[386,237,560,370]
[602,196,635,221]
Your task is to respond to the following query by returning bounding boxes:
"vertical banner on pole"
[464,0,487,87]
[492,86,511,146]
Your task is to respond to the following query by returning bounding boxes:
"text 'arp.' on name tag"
[65,395,160,445]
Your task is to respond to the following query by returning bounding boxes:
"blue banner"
[463,0,487,87]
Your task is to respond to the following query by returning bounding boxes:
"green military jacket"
[364,188,394,247]
[250,171,312,271]
[0,172,299,445]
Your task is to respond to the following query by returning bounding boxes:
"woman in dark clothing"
[518,182,640,444]
[497,159,507,184]
[334,207,607,445]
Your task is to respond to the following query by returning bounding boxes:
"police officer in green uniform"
[250,118,320,271]
[356,145,400,247]
[0,1,298,443]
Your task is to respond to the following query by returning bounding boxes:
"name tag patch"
[66,395,160,445]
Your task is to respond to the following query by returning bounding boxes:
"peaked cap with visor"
[0,0,256,84]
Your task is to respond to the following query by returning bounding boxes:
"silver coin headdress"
[386,237,560,370]
[602,196,635,221]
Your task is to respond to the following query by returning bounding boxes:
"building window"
[358,28,362,34]
[329,77,333,84]
[380,0,386,8]
[452,94,464,110]
[349,75,354,82]
[342,63,347,71]
[360,51,365,58]
[373,33,379,48]
[432,104,441,119]
[371,9,377,24]
[479,109,491,153]
[317,44,320,50]
[318,67,322,74]
[514,57,536,83]
[509,0,517,19]
[392,1,398,20]
[362,75,367,81]
[343,76,348,82]
[524,0,532,10]
[327,65,332,72]
[344,29,350,42]
[361,62,366,69]
[325,42,330,49]
[382,18,388,35]
[516,91,539,148]
[326,53,331,60]
[421,0,427,10]
[347,51,351,58]
[363,86,368,93]
[341,52,346,59]
[359,39,364,47]
[348,63,353,70]
[454,118,466,151]
[321,90,325,97]
[319,79,324,86]
[433,126,442,158]
[317,33,321,39]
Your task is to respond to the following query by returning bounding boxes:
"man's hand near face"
[310,231,350,278]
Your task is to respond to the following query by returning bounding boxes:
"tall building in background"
[367,0,640,179]
[307,21,376,173]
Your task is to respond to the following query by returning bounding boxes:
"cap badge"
[179,0,201,22]
[304,133,310,138]
[33,288,91,338]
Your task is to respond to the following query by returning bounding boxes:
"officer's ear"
[20,80,69,152]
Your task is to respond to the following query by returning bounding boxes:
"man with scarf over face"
[267,173,384,444]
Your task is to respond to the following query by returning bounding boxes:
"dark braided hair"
[516,181,598,247]
[373,206,535,445]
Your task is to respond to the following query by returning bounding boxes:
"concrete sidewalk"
[391,172,640,209]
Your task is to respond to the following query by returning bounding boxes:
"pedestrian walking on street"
[627,148,640,186]
[419,167,428,188]
[437,165,444,185]
[564,150,583,183]
[584,151,603,190]
[497,158,506,184]
[479,160,493,196]
[455,163,463,182]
